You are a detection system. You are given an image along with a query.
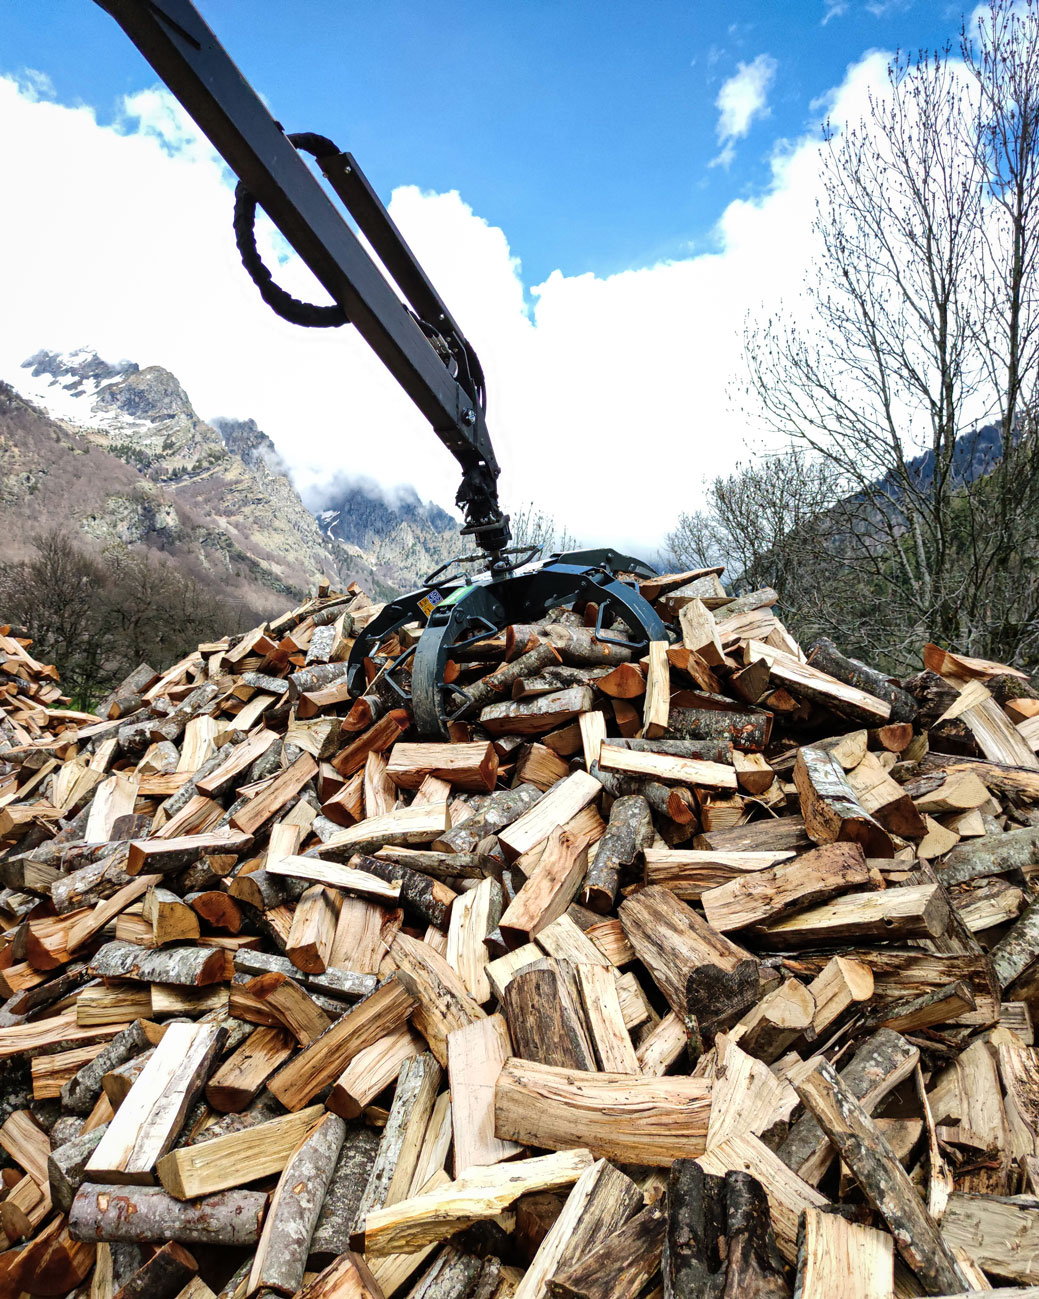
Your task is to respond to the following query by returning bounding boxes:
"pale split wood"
[156,1104,325,1198]
[86,1021,224,1184]
[356,1148,594,1256]
[448,1014,521,1174]
[795,1206,894,1299]
[494,1056,711,1165]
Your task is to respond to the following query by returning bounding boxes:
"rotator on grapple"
[94,0,668,737]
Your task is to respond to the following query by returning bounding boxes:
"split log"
[234,972,331,1044]
[110,1239,197,1299]
[514,742,572,790]
[204,1025,294,1112]
[267,976,417,1111]
[69,1183,266,1246]
[499,827,588,947]
[793,746,894,858]
[446,876,504,1004]
[643,640,670,738]
[678,599,725,665]
[597,663,646,698]
[755,883,952,948]
[498,772,602,861]
[266,855,401,905]
[807,638,917,723]
[515,1157,642,1299]
[86,1022,224,1184]
[248,1110,347,1296]
[389,931,485,1066]
[845,751,926,839]
[643,848,795,900]
[354,1148,594,1256]
[794,1207,893,1299]
[502,963,597,1070]
[590,762,699,826]
[327,1025,423,1119]
[574,961,639,1074]
[805,955,874,1036]
[665,706,771,752]
[494,1057,711,1165]
[448,1015,521,1173]
[700,842,870,933]
[330,709,410,778]
[142,887,199,944]
[619,885,770,1040]
[777,1028,919,1186]
[185,890,243,933]
[434,784,543,854]
[732,751,776,796]
[859,980,976,1033]
[793,1058,968,1295]
[747,640,892,725]
[548,1203,665,1299]
[480,687,594,737]
[605,736,732,763]
[386,741,499,792]
[285,884,342,973]
[125,831,253,876]
[156,1104,324,1199]
[317,802,449,857]
[940,1192,1039,1285]
[295,1252,384,1299]
[598,745,738,791]
[89,940,228,987]
[582,795,653,913]
[694,818,811,854]
[731,978,815,1064]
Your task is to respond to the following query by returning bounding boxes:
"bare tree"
[0,531,252,707]
[507,501,580,557]
[741,6,1039,669]
[664,449,864,649]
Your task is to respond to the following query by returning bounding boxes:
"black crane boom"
[94,0,509,554]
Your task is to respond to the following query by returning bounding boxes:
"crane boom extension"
[91,0,670,737]
[95,0,508,553]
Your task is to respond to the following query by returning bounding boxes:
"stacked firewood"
[3,568,1039,1298]
[0,626,91,754]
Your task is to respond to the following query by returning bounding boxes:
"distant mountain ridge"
[4,347,462,600]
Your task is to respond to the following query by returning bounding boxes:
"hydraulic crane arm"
[94,0,510,555]
[92,0,670,738]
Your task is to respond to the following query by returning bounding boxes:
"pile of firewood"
[3,568,1039,1299]
[0,626,92,755]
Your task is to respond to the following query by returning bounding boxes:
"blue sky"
[0,1,977,548]
[4,0,964,286]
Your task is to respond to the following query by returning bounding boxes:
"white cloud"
[711,54,778,166]
[0,54,889,560]
[822,0,850,24]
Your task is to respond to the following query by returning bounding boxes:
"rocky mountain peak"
[211,416,289,475]
[22,347,138,397]
[94,365,196,424]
